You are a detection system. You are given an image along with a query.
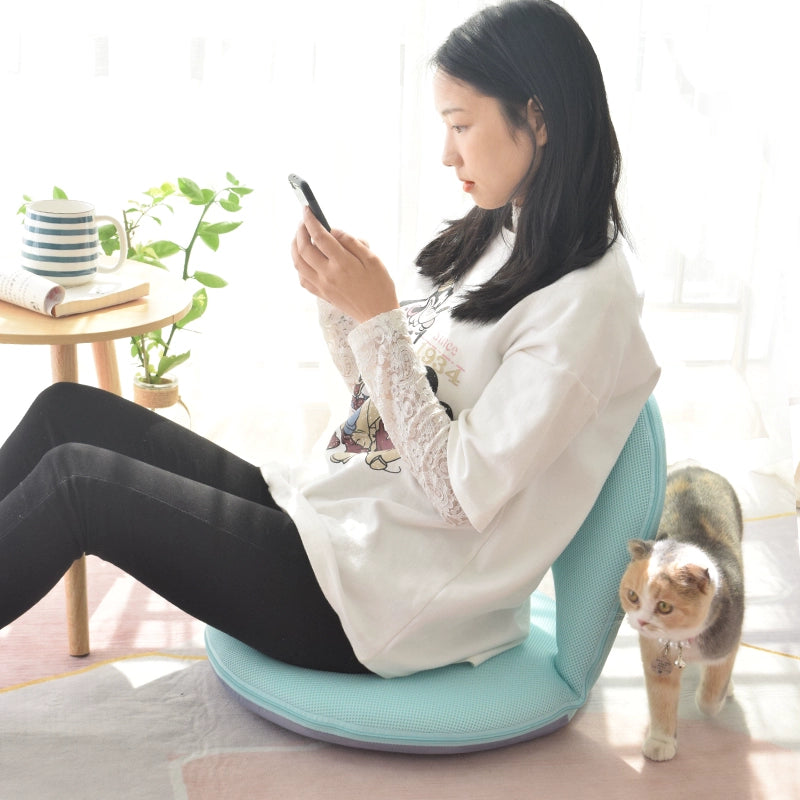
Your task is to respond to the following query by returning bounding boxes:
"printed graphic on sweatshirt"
[403,282,455,343]
[327,369,454,472]
[326,285,460,472]
[328,380,401,471]
[404,283,464,392]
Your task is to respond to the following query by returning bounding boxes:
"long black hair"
[416,0,624,323]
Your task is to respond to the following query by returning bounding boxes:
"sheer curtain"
[566,0,798,517]
[1,1,795,517]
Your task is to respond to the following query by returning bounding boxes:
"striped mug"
[22,199,128,287]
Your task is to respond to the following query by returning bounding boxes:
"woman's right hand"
[290,206,399,324]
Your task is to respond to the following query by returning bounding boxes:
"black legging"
[0,382,369,674]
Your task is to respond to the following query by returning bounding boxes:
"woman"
[0,0,658,679]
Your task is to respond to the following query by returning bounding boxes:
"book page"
[52,264,150,317]
[61,273,141,303]
[0,269,64,316]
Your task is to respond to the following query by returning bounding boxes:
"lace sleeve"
[348,308,469,526]
[317,299,359,388]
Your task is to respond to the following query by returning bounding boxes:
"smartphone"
[288,173,331,232]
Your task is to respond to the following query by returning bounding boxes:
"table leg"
[50,343,91,657]
[50,342,79,385]
[92,340,122,395]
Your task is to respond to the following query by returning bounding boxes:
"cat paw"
[695,684,730,716]
[643,735,678,761]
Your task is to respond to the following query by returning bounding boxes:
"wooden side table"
[0,263,192,656]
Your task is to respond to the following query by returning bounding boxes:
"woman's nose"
[441,135,460,168]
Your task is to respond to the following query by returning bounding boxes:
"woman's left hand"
[290,206,400,324]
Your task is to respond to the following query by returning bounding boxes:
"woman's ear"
[527,98,548,147]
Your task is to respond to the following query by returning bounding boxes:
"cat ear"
[627,539,653,561]
[680,564,712,593]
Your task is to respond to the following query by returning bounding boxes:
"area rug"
[1,515,798,800]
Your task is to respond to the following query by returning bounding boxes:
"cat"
[619,465,745,761]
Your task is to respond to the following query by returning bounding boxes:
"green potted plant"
[101,173,253,410]
[20,174,253,415]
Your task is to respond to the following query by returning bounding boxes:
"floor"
[1,332,798,799]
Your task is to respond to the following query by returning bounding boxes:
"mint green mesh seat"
[205,397,666,753]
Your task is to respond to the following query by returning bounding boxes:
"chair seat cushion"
[204,397,665,754]
[206,592,580,754]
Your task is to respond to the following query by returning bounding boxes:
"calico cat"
[619,465,745,761]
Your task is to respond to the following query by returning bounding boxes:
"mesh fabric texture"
[205,396,666,753]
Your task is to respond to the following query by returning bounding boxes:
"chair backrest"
[551,396,666,694]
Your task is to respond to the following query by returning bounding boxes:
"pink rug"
[2,516,798,799]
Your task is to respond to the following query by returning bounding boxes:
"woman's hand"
[290,206,400,324]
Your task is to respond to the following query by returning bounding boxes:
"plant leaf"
[148,239,182,258]
[156,350,191,378]
[145,329,166,346]
[128,251,169,270]
[98,223,118,242]
[220,192,242,212]
[145,184,175,200]
[193,271,228,288]
[176,288,208,328]
[100,238,120,256]
[177,177,204,203]
[199,232,220,252]
[201,220,242,235]
[53,186,68,199]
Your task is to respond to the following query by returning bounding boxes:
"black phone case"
[288,174,331,231]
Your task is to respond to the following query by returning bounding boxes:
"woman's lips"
[462,181,475,193]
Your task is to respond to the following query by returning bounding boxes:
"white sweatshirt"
[262,228,660,677]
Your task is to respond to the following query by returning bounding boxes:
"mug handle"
[95,215,129,272]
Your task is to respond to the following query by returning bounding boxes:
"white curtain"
[1,1,796,517]
[576,0,798,518]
